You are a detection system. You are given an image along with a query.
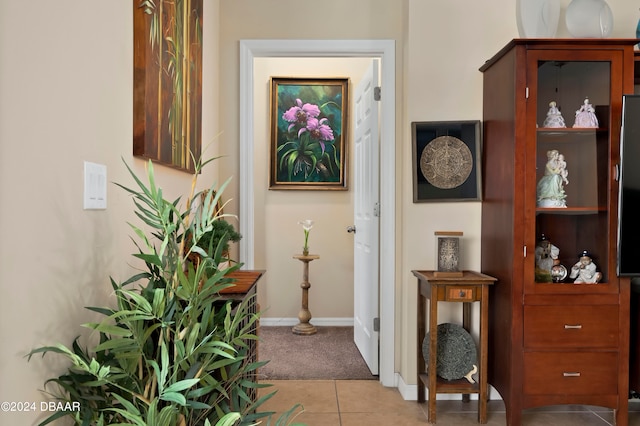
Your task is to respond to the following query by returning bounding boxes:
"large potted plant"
[28,158,302,426]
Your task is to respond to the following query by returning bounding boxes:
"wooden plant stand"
[292,254,319,335]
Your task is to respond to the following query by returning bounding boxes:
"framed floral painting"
[269,77,349,190]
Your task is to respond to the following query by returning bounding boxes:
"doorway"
[238,39,396,386]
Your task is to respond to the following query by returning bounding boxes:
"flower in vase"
[298,219,314,255]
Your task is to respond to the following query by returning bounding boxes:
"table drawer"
[444,286,476,301]
[523,351,618,395]
[524,304,618,349]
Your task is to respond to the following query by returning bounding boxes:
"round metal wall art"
[420,135,473,189]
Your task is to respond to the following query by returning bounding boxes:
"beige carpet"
[257,326,377,380]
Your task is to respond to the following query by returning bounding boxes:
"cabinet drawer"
[523,352,618,395]
[445,286,475,301]
[524,305,618,349]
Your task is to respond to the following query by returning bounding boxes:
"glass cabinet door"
[527,50,623,290]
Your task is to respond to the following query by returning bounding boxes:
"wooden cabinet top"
[219,269,265,295]
[412,270,497,285]
[480,38,638,72]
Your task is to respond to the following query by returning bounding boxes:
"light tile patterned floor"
[258,380,640,425]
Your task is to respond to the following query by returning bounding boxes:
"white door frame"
[239,39,396,387]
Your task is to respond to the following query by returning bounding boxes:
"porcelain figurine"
[535,234,560,274]
[543,101,566,128]
[573,97,599,128]
[570,250,602,284]
[537,149,568,207]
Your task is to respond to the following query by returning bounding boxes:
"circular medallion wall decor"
[420,135,473,189]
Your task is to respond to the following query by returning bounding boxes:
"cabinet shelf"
[537,128,606,134]
[536,207,605,215]
[533,281,614,291]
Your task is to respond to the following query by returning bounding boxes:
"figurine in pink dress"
[573,98,599,128]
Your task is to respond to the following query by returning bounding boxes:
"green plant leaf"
[214,412,241,426]
[133,252,163,268]
[159,391,186,405]
[164,378,199,394]
[33,409,70,426]
[93,337,138,353]
[83,323,132,337]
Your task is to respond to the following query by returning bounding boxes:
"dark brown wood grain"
[480,39,635,426]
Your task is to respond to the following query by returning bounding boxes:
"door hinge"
[524,245,527,257]
[525,87,529,99]
[374,202,380,217]
[373,317,380,332]
[374,86,381,101]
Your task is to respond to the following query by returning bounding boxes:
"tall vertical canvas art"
[133,0,203,173]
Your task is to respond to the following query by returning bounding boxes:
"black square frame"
[411,120,482,202]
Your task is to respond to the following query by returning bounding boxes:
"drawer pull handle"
[564,324,582,329]
[459,291,466,297]
[563,372,581,377]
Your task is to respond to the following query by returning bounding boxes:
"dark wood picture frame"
[411,120,482,202]
[133,0,203,173]
[269,77,348,190]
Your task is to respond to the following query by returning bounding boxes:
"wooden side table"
[412,270,496,424]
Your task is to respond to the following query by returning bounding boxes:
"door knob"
[346,225,356,234]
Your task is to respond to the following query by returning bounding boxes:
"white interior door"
[352,59,380,374]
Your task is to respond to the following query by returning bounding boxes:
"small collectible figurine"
[557,153,568,185]
[543,101,566,128]
[573,97,599,128]
[537,149,568,208]
[569,250,602,284]
[535,234,560,274]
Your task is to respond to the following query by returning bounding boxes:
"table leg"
[427,287,438,423]
[417,283,426,403]
[462,301,471,404]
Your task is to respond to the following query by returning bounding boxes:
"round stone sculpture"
[420,136,473,190]
[422,323,478,381]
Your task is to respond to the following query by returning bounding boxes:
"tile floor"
[258,380,640,425]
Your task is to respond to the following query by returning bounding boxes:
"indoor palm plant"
[28,157,302,426]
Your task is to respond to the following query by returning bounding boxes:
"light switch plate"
[84,161,107,210]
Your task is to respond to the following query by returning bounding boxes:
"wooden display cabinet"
[479,39,635,426]
[631,52,640,396]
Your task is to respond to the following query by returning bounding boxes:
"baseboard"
[260,317,354,327]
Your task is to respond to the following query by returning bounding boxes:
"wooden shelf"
[536,207,605,215]
[419,373,480,394]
